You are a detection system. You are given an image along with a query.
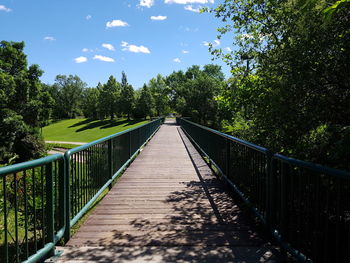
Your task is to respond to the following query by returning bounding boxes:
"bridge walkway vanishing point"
[54,119,279,263]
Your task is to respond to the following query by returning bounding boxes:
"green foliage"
[0,41,46,164]
[167,64,226,128]
[134,84,154,119]
[149,74,170,116]
[50,75,86,119]
[208,0,350,169]
[119,72,135,120]
[98,76,120,120]
[82,87,100,119]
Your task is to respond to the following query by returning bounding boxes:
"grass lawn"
[42,118,149,143]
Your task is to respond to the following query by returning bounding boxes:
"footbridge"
[1,118,350,263]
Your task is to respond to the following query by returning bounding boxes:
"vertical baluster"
[14,173,19,262]
[3,175,8,263]
[23,170,29,259]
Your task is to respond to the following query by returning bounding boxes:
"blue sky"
[0,0,233,89]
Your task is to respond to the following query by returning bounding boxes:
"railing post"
[45,163,55,257]
[108,140,113,190]
[226,138,231,178]
[64,153,71,242]
[280,162,288,239]
[59,160,66,234]
[266,153,276,231]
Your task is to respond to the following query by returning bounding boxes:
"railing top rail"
[180,118,270,154]
[0,153,63,176]
[273,153,350,180]
[66,118,162,156]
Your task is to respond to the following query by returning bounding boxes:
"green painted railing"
[177,117,350,263]
[0,118,164,263]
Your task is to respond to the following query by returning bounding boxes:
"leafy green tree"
[149,74,170,116]
[51,75,86,119]
[99,76,120,120]
[134,84,154,119]
[82,87,100,119]
[208,0,350,169]
[0,41,46,163]
[120,84,135,120]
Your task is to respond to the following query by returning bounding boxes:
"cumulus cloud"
[225,47,232,52]
[93,55,115,62]
[184,5,200,12]
[165,0,213,4]
[139,0,154,8]
[86,15,92,20]
[182,50,189,54]
[202,39,220,47]
[102,43,115,51]
[150,15,167,20]
[106,19,129,28]
[173,58,181,63]
[74,56,88,63]
[0,5,11,12]
[44,36,56,41]
[121,41,150,54]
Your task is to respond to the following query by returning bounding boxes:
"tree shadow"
[59,127,280,262]
[72,119,143,132]
[69,118,96,128]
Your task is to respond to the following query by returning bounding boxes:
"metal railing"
[177,117,350,263]
[0,118,163,263]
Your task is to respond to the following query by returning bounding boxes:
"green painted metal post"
[226,138,231,178]
[280,162,288,238]
[64,153,71,242]
[266,154,276,230]
[108,140,113,190]
[59,160,66,232]
[45,163,55,257]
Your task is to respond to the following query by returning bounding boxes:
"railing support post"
[266,153,276,231]
[45,163,55,257]
[59,160,66,236]
[108,140,113,190]
[226,138,231,178]
[64,153,71,242]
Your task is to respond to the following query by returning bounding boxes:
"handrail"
[0,118,164,263]
[177,117,350,263]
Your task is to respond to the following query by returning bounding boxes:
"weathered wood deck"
[54,120,278,262]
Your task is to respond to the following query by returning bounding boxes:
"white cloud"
[139,0,154,8]
[202,39,220,47]
[182,50,189,54]
[184,5,200,12]
[44,36,56,41]
[102,43,115,51]
[225,47,232,52]
[150,15,167,20]
[0,5,11,12]
[121,41,150,54]
[173,58,181,63]
[74,56,88,63]
[106,19,129,28]
[82,48,89,52]
[93,55,115,62]
[165,0,213,4]
[86,15,92,20]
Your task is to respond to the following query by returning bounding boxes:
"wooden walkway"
[54,120,278,263]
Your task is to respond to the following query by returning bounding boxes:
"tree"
[82,87,100,119]
[99,76,120,120]
[50,75,86,119]
[208,0,350,169]
[0,41,46,163]
[120,84,135,120]
[149,74,170,116]
[134,84,154,119]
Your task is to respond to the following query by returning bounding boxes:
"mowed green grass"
[42,118,149,142]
